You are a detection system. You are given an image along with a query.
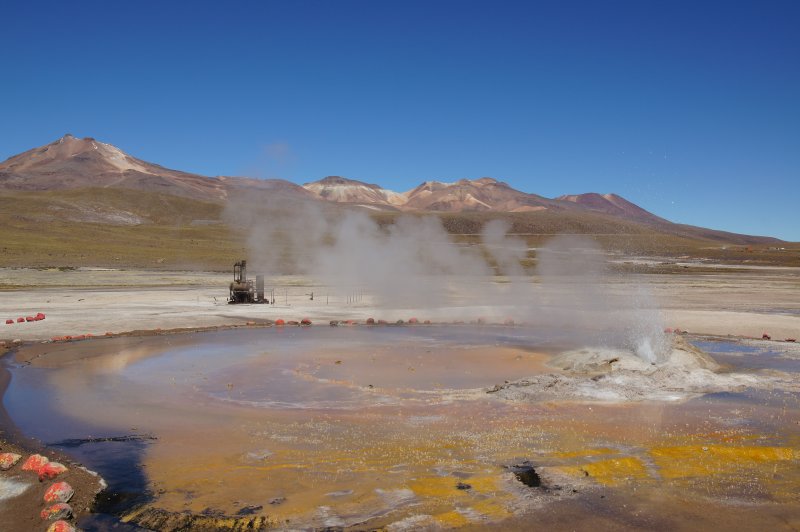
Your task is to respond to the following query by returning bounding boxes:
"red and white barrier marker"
[21,454,49,471]
[39,462,68,481]
[47,521,77,532]
[40,502,73,521]
[44,482,74,504]
[0,452,21,470]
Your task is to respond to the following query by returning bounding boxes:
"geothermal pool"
[4,326,800,530]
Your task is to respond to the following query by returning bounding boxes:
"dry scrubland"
[0,189,242,269]
[2,188,798,271]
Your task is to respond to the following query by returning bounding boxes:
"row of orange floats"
[666,327,796,343]
[5,312,46,325]
[266,317,518,327]
[273,318,313,326]
[761,332,796,342]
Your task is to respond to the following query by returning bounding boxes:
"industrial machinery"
[228,260,268,304]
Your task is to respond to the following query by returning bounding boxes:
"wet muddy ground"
[3,326,800,530]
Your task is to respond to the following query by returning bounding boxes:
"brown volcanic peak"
[220,176,316,199]
[557,192,668,224]
[303,175,404,208]
[403,177,558,212]
[0,134,226,201]
[311,175,375,186]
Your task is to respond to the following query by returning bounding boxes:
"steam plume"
[224,194,668,362]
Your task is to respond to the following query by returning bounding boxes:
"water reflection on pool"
[5,327,800,530]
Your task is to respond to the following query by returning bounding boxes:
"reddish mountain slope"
[557,193,669,224]
[0,134,227,201]
[402,178,560,212]
[303,176,404,209]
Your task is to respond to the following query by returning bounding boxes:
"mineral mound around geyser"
[489,336,796,403]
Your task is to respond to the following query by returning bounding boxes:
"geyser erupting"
[533,235,671,363]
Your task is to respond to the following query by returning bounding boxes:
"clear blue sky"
[1,1,798,240]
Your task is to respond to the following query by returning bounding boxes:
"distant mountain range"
[0,135,781,245]
[0,134,666,221]
[301,175,666,225]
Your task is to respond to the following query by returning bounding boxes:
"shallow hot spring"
[4,326,800,530]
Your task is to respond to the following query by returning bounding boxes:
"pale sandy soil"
[0,265,798,343]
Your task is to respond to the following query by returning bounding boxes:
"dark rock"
[506,461,542,488]
[236,505,263,516]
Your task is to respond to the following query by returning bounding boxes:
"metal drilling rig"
[228,260,267,304]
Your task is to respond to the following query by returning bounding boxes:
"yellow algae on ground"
[464,474,501,494]
[550,447,618,460]
[406,474,513,525]
[469,498,512,520]
[409,474,504,500]
[558,456,651,486]
[434,510,471,528]
[650,445,797,479]
[409,476,473,500]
